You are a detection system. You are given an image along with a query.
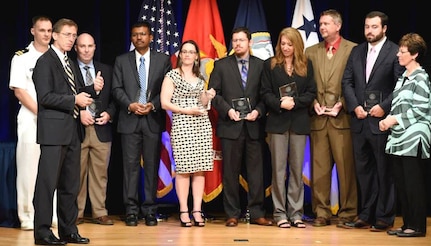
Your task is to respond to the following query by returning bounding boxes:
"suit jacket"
[111,50,171,134]
[261,58,317,135]
[33,48,93,145]
[342,39,404,134]
[209,55,266,140]
[305,38,357,131]
[74,60,116,142]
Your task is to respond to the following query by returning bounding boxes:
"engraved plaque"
[364,91,382,112]
[232,97,251,119]
[279,82,298,97]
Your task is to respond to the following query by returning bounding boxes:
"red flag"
[182,0,226,202]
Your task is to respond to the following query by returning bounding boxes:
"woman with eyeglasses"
[379,32,429,237]
[160,40,215,227]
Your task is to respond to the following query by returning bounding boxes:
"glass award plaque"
[279,82,298,97]
[232,97,251,119]
[364,91,382,112]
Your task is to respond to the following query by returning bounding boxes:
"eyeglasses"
[131,32,148,37]
[181,50,197,55]
[60,32,77,39]
[232,38,247,43]
[398,50,409,54]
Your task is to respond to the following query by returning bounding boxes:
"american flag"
[136,0,180,56]
[136,0,180,198]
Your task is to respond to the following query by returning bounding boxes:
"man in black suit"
[342,11,404,231]
[208,26,272,227]
[111,21,171,226]
[32,18,97,245]
[74,33,116,226]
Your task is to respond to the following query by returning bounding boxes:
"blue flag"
[231,0,274,60]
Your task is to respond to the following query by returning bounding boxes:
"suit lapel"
[369,40,389,82]
[129,51,140,87]
[48,49,77,93]
[228,56,244,90]
[148,51,156,90]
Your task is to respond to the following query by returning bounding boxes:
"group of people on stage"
[9,7,429,245]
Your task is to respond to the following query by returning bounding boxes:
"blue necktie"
[240,59,247,88]
[138,56,147,103]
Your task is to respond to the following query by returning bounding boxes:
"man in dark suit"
[74,33,116,226]
[208,26,272,227]
[32,18,96,245]
[342,11,404,231]
[111,21,171,226]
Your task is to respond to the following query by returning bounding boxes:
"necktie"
[327,46,334,59]
[366,47,377,82]
[240,59,248,88]
[138,56,147,103]
[84,66,96,117]
[64,56,79,119]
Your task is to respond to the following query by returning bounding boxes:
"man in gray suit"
[209,26,272,227]
[342,11,404,231]
[111,21,171,227]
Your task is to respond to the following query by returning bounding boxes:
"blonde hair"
[271,27,307,77]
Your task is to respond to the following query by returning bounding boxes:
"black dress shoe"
[397,230,426,237]
[145,213,158,226]
[35,234,66,245]
[370,221,392,232]
[342,219,370,229]
[125,214,138,226]
[60,233,90,244]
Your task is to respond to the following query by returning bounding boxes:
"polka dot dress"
[166,70,213,174]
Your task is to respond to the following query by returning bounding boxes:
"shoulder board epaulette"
[15,48,29,56]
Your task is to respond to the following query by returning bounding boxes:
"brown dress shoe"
[336,217,351,228]
[92,216,114,225]
[313,217,330,227]
[251,217,273,226]
[225,218,238,227]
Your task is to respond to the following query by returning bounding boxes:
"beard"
[366,32,384,43]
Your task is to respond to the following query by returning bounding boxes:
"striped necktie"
[64,56,79,119]
[138,56,147,103]
[84,65,97,117]
[240,59,247,88]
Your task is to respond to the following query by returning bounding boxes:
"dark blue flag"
[231,0,274,60]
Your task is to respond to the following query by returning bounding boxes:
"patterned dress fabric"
[166,70,213,173]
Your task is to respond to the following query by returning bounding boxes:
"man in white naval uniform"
[8,15,58,231]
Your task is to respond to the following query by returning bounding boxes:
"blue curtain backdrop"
[1,0,430,224]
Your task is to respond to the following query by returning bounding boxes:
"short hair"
[131,21,153,35]
[366,11,389,27]
[320,9,343,25]
[231,26,251,40]
[399,33,427,63]
[32,15,52,27]
[52,18,78,34]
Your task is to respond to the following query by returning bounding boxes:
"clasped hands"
[314,102,342,117]
[80,110,111,126]
[229,108,258,121]
[129,102,155,115]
